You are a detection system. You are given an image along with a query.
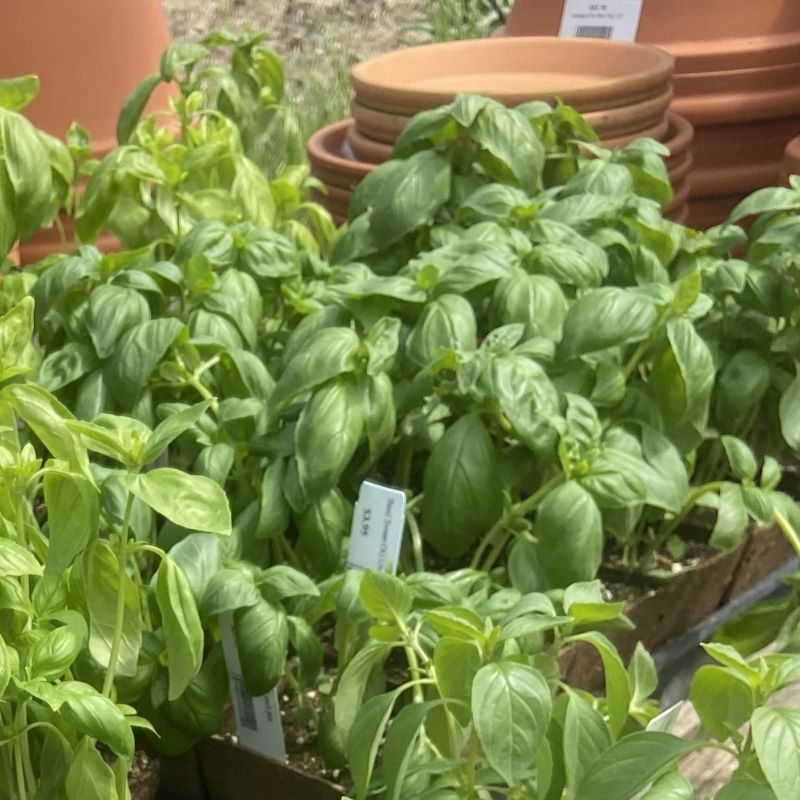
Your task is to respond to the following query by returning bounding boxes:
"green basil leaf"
[86,284,151,359]
[421,413,503,558]
[294,489,350,579]
[642,772,695,799]
[490,270,567,341]
[65,737,118,800]
[28,624,83,681]
[534,481,602,589]
[359,571,412,623]
[295,378,363,502]
[406,293,477,367]
[559,287,657,358]
[44,469,99,573]
[124,468,231,536]
[260,565,319,602]
[168,533,222,605]
[752,707,800,800]
[568,631,630,740]
[157,556,204,701]
[117,73,161,143]
[62,692,134,758]
[721,436,758,481]
[347,689,402,800]
[257,458,290,539]
[710,484,748,550]
[0,539,43,577]
[288,616,323,688]
[384,700,439,800]
[105,318,185,408]
[38,343,99,393]
[368,150,451,247]
[472,662,552,785]
[563,689,610,796]
[0,75,39,111]
[362,373,396,465]
[715,350,770,433]
[142,401,211,466]
[574,732,699,800]
[779,372,800,451]
[201,567,261,618]
[433,638,482,727]
[234,597,288,697]
[715,781,776,800]
[269,327,360,414]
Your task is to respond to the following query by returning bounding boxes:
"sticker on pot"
[347,480,406,574]
[559,0,643,42]
[219,612,288,762]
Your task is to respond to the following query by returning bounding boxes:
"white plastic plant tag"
[219,612,288,762]
[646,701,684,733]
[347,480,406,574]
[559,0,643,42]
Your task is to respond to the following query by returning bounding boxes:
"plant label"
[559,0,643,42]
[219,612,288,762]
[347,480,406,574]
[647,701,685,733]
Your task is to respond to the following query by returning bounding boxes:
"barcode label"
[574,24,614,38]
[559,0,643,42]
[232,674,258,731]
[219,612,287,761]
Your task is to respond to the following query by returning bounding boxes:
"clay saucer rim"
[351,37,675,115]
[308,118,375,181]
[346,122,393,164]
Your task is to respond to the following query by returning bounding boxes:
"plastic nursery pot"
[158,738,343,800]
[782,135,800,185]
[350,37,675,115]
[560,540,748,691]
[503,0,800,71]
[307,119,374,193]
[0,0,173,158]
[345,123,393,164]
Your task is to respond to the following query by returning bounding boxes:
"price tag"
[347,480,407,574]
[220,612,288,762]
[559,0,643,42]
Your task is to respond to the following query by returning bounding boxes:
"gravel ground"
[161,0,424,133]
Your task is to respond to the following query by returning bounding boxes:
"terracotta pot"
[0,0,173,158]
[668,153,693,187]
[782,135,800,185]
[663,113,695,165]
[346,123,393,164]
[352,101,410,143]
[351,37,674,116]
[308,119,374,192]
[354,88,673,145]
[311,187,351,218]
[504,0,800,59]
[18,212,120,265]
[598,117,670,151]
[690,114,799,196]
[663,180,691,218]
[686,194,744,230]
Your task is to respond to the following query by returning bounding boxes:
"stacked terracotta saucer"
[309,37,693,225]
[498,0,800,229]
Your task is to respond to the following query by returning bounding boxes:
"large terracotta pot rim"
[673,82,800,125]
[670,31,800,74]
[664,180,691,214]
[673,61,800,102]
[351,37,674,115]
[668,152,693,186]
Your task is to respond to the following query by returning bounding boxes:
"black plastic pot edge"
[653,556,799,706]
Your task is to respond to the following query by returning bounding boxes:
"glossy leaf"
[752,708,800,800]
[472,662,552,785]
